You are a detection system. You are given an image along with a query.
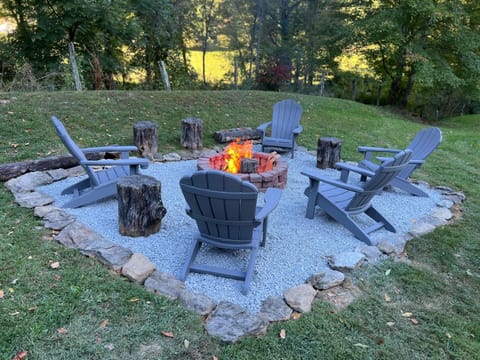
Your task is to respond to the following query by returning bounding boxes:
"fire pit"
[197,140,288,192]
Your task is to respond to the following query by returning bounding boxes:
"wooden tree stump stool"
[180,117,203,150]
[134,121,158,160]
[117,175,167,237]
[317,137,343,169]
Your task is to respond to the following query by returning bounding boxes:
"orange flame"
[223,139,253,173]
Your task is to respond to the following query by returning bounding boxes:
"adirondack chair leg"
[364,206,396,232]
[179,237,202,281]
[62,182,118,208]
[61,177,92,195]
[242,245,260,295]
[304,179,320,219]
[390,177,429,197]
[320,201,373,245]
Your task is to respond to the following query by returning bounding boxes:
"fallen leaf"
[279,328,286,339]
[466,269,473,276]
[401,312,413,318]
[57,327,68,334]
[161,331,174,338]
[11,278,18,285]
[386,322,395,327]
[9,288,14,294]
[100,319,109,328]
[385,269,391,276]
[291,312,302,320]
[28,306,38,312]
[354,343,369,349]
[10,311,20,316]
[12,350,28,360]
[184,339,190,349]
[446,332,452,339]
[384,293,391,302]
[410,318,419,325]
[129,297,139,302]
[50,261,60,269]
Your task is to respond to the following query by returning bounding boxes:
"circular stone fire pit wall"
[197,152,288,192]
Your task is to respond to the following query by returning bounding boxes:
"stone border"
[3,149,465,343]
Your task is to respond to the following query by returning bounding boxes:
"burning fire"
[223,139,253,173]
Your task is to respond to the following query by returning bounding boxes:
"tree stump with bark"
[180,117,203,150]
[317,137,343,169]
[133,121,158,160]
[117,175,167,237]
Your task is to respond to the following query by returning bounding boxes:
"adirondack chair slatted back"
[398,127,442,179]
[347,150,413,212]
[51,116,99,186]
[180,171,260,244]
[271,99,303,139]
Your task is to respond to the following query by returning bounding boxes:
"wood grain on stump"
[317,137,343,169]
[117,175,167,237]
[180,117,203,150]
[133,121,158,160]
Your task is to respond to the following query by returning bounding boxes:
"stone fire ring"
[197,151,288,191]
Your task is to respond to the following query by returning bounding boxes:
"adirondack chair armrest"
[301,168,364,193]
[80,158,150,168]
[358,146,402,154]
[292,125,303,135]
[335,162,375,182]
[255,188,282,221]
[81,145,139,154]
[256,121,272,133]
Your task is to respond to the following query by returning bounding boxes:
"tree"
[349,0,480,109]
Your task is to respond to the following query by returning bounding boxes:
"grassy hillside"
[0,91,479,359]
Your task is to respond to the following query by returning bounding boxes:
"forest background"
[0,0,479,120]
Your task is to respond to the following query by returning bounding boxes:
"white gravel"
[38,149,442,313]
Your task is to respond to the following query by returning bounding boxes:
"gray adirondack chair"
[51,116,149,208]
[358,127,442,197]
[302,149,413,245]
[257,99,303,158]
[179,170,282,294]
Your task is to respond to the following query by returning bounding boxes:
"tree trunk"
[158,61,171,92]
[68,42,82,91]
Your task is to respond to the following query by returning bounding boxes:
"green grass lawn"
[0,91,479,359]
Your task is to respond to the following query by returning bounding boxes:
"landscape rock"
[355,244,383,263]
[13,191,53,208]
[316,283,362,311]
[45,168,69,181]
[377,240,396,254]
[36,206,76,230]
[55,221,104,249]
[162,152,182,162]
[327,251,365,271]
[259,296,293,322]
[377,236,408,255]
[144,270,186,300]
[179,289,217,315]
[409,222,436,237]
[122,253,156,284]
[5,171,53,193]
[431,207,453,222]
[283,284,317,313]
[81,239,133,271]
[204,301,269,343]
[307,268,345,290]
